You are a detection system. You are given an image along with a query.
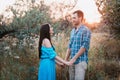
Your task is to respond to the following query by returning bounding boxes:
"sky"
[74,0,101,23]
[0,0,101,23]
[0,0,15,13]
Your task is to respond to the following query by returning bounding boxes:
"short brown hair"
[73,10,84,21]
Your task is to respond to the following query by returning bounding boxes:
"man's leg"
[69,65,75,80]
[75,61,87,80]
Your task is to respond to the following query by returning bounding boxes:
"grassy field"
[54,32,120,80]
[0,32,120,80]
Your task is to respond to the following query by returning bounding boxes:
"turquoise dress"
[38,46,57,80]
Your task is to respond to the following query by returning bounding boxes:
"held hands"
[63,59,76,66]
[56,61,65,67]
[57,60,73,67]
[56,56,76,67]
[64,61,72,66]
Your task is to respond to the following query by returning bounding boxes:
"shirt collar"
[74,24,83,33]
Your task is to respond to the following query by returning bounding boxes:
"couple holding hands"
[38,10,91,80]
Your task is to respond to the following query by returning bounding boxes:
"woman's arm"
[43,38,70,66]
[55,56,69,66]
[55,60,64,66]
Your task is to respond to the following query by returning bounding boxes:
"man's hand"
[68,58,76,66]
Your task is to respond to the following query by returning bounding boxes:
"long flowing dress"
[38,46,57,80]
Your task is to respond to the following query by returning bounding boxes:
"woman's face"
[49,25,54,35]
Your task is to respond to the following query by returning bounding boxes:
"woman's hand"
[64,61,73,66]
[56,60,65,67]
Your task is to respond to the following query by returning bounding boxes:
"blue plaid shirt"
[68,25,91,64]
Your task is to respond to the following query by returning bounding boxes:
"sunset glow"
[0,0,101,23]
[44,0,101,23]
[75,0,101,23]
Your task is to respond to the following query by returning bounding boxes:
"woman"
[38,23,69,80]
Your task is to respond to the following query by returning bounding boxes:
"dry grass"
[88,32,120,80]
[0,32,120,80]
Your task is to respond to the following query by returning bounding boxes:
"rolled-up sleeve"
[81,29,91,50]
[68,39,72,49]
[68,30,74,49]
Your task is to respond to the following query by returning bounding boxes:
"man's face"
[72,13,81,27]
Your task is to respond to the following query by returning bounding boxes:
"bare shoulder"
[43,38,52,48]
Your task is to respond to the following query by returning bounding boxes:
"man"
[65,10,91,80]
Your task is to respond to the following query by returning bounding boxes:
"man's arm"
[65,48,71,61]
[69,47,85,65]
[69,29,91,65]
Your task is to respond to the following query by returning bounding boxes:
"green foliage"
[10,5,51,34]
[0,0,52,39]
[0,35,39,80]
[0,0,72,39]
[51,19,72,36]
[0,0,52,79]
[95,0,120,38]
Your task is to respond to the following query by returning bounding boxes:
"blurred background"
[0,0,120,80]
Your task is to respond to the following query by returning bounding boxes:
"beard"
[73,21,79,26]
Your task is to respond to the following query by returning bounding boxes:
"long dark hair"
[38,23,52,59]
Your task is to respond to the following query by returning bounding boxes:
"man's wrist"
[65,58,68,61]
[70,58,76,64]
